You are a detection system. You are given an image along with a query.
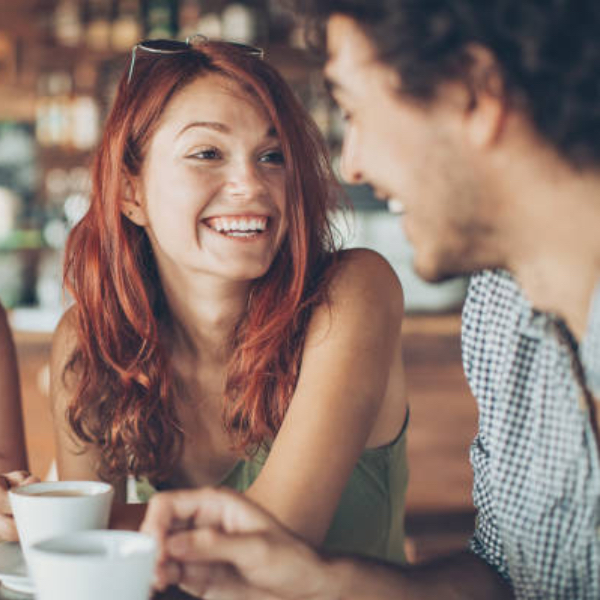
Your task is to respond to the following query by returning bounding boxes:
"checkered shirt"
[462,269,600,599]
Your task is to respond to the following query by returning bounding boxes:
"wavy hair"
[293,0,600,169]
[64,41,341,482]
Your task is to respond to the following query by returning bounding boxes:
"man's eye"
[340,109,352,123]
[259,150,285,165]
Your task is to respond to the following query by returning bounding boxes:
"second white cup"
[28,530,157,600]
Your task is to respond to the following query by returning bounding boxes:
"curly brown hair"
[292,0,600,169]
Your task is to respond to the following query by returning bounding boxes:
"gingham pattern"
[462,269,600,599]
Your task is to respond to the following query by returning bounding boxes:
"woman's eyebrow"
[177,121,231,138]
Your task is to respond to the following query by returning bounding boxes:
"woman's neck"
[159,269,251,363]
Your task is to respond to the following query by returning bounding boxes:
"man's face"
[325,15,497,281]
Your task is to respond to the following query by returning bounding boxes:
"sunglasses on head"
[127,34,265,84]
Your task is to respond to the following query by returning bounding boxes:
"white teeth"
[207,216,268,233]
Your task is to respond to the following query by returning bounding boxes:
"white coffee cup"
[9,480,114,566]
[28,530,157,600]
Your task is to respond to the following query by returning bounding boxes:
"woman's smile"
[201,214,271,240]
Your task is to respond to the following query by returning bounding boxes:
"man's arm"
[142,488,513,600]
[329,551,512,600]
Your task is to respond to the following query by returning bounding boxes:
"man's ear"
[462,44,509,150]
[121,176,148,227]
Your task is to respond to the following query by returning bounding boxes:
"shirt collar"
[580,278,600,398]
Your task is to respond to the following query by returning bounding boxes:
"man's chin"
[412,255,470,284]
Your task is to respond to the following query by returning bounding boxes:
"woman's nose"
[225,161,266,199]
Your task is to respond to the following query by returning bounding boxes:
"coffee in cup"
[9,481,114,567]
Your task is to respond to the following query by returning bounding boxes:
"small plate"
[0,543,34,595]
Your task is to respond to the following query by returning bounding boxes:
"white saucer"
[0,543,34,595]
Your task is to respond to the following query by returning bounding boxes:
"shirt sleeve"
[468,432,512,584]
[462,270,513,583]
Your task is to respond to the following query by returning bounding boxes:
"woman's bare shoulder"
[52,306,79,355]
[329,248,404,316]
[50,307,81,399]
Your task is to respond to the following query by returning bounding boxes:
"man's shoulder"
[461,269,531,398]
[462,269,526,331]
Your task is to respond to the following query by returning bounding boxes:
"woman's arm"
[0,303,27,472]
[244,248,407,545]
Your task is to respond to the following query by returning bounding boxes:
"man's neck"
[504,164,600,341]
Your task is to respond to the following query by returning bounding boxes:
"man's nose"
[338,128,364,185]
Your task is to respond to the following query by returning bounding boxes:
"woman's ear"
[121,176,148,227]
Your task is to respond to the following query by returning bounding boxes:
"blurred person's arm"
[143,487,514,600]
[0,303,34,541]
[0,303,27,472]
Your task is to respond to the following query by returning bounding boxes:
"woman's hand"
[0,471,40,541]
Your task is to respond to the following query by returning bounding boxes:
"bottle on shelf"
[35,69,100,152]
[84,0,113,51]
[53,0,83,47]
[195,12,222,40]
[35,71,73,149]
[111,0,143,52]
[178,0,202,40]
[221,3,257,44]
[144,0,178,39]
[70,95,100,151]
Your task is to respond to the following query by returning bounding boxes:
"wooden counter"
[401,313,478,560]
[403,312,476,513]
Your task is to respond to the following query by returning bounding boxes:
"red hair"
[64,41,341,482]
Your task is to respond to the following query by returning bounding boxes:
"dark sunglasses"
[127,34,265,84]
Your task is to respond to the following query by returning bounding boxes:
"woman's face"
[128,73,288,286]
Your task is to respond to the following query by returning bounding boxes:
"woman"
[0,301,33,541]
[50,38,409,561]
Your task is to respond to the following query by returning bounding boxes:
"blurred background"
[0,0,468,321]
[0,0,476,563]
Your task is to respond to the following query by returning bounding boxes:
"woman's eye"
[190,147,222,160]
[259,150,285,165]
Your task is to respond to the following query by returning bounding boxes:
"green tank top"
[136,414,408,563]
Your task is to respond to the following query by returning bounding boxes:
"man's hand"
[141,487,340,600]
[0,471,39,541]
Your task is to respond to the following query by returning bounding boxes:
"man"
[141,1,600,598]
